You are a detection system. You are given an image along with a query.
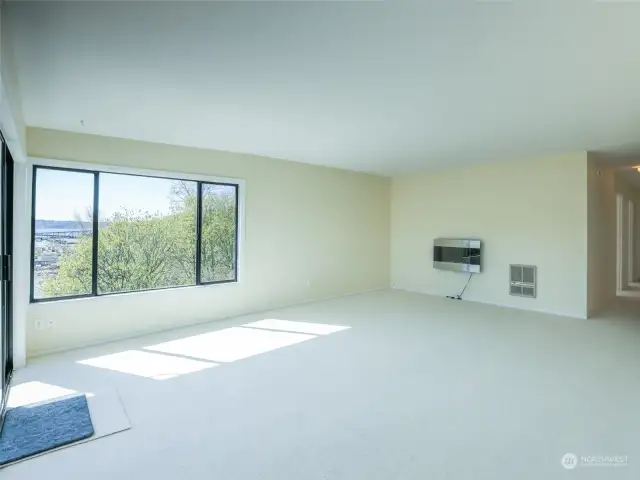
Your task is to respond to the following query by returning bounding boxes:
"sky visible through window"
[35,169,176,222]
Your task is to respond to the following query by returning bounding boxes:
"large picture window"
[31,165,239,302]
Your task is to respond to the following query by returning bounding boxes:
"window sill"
[29,279,239,305]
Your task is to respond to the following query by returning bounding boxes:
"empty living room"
[0,1,639,479]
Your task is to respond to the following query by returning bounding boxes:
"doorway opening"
[629,200,637,285]
[617,194,624,293]
[616,193,640,297]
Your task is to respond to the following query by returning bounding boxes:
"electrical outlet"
[34,319,44,330]
[46,319,54,328]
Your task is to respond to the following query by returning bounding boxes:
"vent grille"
[509,265,536,298]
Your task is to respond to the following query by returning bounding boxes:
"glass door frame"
[0,134,14,433]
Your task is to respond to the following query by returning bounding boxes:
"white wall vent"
[509,265,536,298]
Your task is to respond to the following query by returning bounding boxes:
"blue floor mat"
[0,395,94,466]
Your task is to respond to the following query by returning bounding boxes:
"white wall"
[391,153,589,318]
[0,2,26,158]
[23,128,390,356]
[586,155,616,315]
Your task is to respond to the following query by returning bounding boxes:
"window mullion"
[195,181,203,285]
[92,172,100,296]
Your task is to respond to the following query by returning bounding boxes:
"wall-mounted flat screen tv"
[433,238,482,273]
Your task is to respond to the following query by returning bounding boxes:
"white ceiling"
[8,1,640,175]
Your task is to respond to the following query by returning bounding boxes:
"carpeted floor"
[5,291,640,479]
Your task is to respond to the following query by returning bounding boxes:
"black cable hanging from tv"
[447,272,474,300]
[457,272,473,299]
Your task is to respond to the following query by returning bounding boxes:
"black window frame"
[30,164,240,303]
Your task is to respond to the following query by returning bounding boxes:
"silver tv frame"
[433,238,482,273]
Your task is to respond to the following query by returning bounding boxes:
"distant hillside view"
[35,220,92,231]
[35,220,110,231]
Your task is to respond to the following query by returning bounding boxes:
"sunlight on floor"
[243,319,351,335]
[7,381,93,408]
[145,327,316,363]
[78,350,216,380]
[77,320,350,380]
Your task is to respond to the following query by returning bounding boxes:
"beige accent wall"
[391,153,589,318]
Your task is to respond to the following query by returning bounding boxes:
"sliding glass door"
[0,135,13,432]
